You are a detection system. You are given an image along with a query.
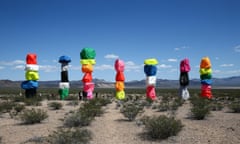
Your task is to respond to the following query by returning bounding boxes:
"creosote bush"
[143,115,183,140]
[23,97,42,106]
[48,102,63,110]
[64,98,108,128]
[48,128,92,144]
[120,101,144,121]
[190,96,211,120]
[210,101,224,111]
[64,111,93,127]
[14,104,25,113]
[20,108,48,124]
[228,101,240,113]
[0,101,16,113]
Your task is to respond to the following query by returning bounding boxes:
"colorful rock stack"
[144,58,158,101]
[199,56,213,99]
[80,48,96,100]
[21,53,39,98]
[115,59,125,100]
[58,55,71,100]
[179,58,191,100]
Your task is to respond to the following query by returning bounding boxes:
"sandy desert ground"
[0,97,240,144]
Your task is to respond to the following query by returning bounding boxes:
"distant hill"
[0,76,239,89]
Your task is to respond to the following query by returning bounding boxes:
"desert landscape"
[0,89,240,144]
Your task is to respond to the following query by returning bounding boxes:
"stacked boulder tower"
[21,53,39,98]
[179,58,191,100]
[80,48,96,100]
[114,59,125,100]
[58,55,71,100]
[144,58,158,101]
[199,57,213,99]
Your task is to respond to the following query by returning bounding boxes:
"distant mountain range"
[0,76,239,89]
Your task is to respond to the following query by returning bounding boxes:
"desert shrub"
[67,100,79,106]
[20,108,48,124]
[14,104,25,112]
[79,100,104,117]
[228,101,240,113]
[158,95,171,112]
[11,95,25,102]
[64,111,93,127]
[120,102,144,121]
[190,96,211,120]
[96,97,112,106]
[139,99,152,108]
[86,97,112,107]
[23,97,42,106]
[210,101,224,111]
[24,136,46,143]
[48,102,63,110]
[143,115,183,140]
[9,104,26,118]
[64,95,78,101]
[0,101,16,113]
[48,128,92,144]
[158,102,170,112]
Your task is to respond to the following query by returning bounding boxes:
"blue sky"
[0,0,240,82]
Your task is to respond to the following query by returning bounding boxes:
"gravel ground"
[0,99,240,144]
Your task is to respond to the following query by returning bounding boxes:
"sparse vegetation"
[143,115,183,140]
[67,100,79,106]
[64,98,109,127]
[0,101,16,113]
[228,101,240,113]
[190,96,211,120]
[14,104,25,113]
[210,100,224,111]
[1,88,240,144]
[48,128,92,144]
[64,111,93,127]
[19,108,48,124]
[120,101,144,121]
[23,97,43,106]
[48,102,63,110]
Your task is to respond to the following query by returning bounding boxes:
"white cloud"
[125,61,142,71]
[13,65,25,70]
[168,58,177,62]
[69,65,81,71]
[174,46,189,51]
[195,65,200,68]
[213,69,221,74]
[0,60,25,66]
[220,64,234,67]
[174,48,180,51]
[158,64,172,68]
[234,45,240,52]
[170,68,177,72]
[95,64,113,70]
[39,65,58,72]
[104,54,119,59]
[213,69,240,75]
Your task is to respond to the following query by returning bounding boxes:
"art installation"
[144,58,158,101]
[80,48,96,100]
[115,59,125,100]
[179,58,191,100]
[21,53,39,98]
[199,56,213,99]
[58,55,71,100]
